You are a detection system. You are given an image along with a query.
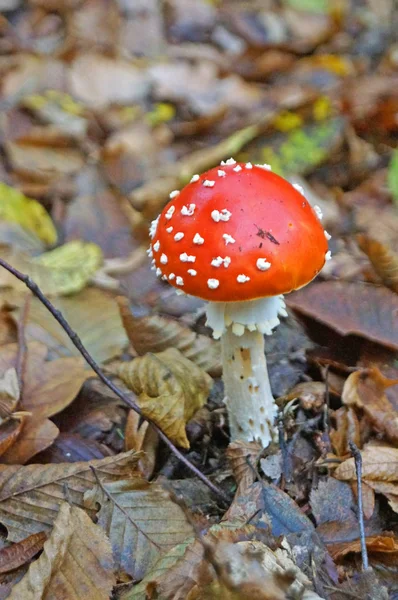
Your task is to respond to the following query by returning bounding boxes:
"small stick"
[16,294,31,401]
[349,441,369,571]
[0,258,229,504]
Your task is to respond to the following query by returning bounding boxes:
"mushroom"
[149,161,330,447]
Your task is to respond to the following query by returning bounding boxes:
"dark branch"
[0,258,229,504]
[349,441,369,571]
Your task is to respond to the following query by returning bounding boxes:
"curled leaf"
[117,296,221,376]
[357,234,398,294]
[118,348,213,448]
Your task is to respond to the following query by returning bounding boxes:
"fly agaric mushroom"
[148,160,330,447]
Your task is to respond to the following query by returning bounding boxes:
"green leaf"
[283,0,330,13]
[0,183,57,246]
[387,151,398,205]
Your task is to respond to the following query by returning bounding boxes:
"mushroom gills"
[205,295,287,340]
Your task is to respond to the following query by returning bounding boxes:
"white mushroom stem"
[206,295,287,447]
[221,327,275,446]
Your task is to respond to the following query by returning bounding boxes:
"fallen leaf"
[287,281,398,351]
[0,342,89,420]
[0,415,26,458]
[330,406,361,457]
[0,532,47,575]
[84,478,194,580]
[328,534,398,561]
[334,444,398,482]
[5,141,84,181]
[388,150,398,204]
[8,503,115,600]
[125,409,158,479]
[281,381,326,412]
[5,287,129,363]
[342,368,398,444]
[0,450,139,541]
[68,53,151,109]
[117,296,222,377]
[226,440,261,496]
[357,234,398,294]
[0,417,59,465]
[118,348,213,448]
[0,241,103,296]
[0,183,57,246]
[0,368,20,417]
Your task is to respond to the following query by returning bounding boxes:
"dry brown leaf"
[84,477,194,580]
[0,532,47,575]
[353,481,375,520]
[342,368,398,444]
[117,297,222,377]
[118,348,213,448]
[334,444,398,482]
[0,415,26,458]
[330,406,361,457]
[0,416,59,465]
[124,409,158,480]
[287,281,398,351]
[0,342,89,420]
[327,534,398,561]
[69,53,150,108]
[8,503,115,600]
[281,381,326,412]
[226,441,262,496]
[357,234,398,294]
[0,368,19,417]
[5,288,129,364]
[0,450,139,541]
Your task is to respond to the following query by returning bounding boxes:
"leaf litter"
[0,0,397,598]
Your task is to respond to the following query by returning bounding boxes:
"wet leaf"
[287,281,398,351]
[0,450,139,541]
[0,241,103,296]
[8,503,115,600]
[0,183,57,246]
[357,234,398,294]
[84,478,194,580]
[342,368,398,444]
[0,532,47,575]
[117,296,222,377]
[118,348,213,448]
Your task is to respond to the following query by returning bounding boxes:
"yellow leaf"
[118,348,213,448]
[0,183,57,245]
[0,241,103,296]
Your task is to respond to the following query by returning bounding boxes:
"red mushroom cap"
[150,162,329,302]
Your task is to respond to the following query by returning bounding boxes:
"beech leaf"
[287,281,398,350]
[0,241,103,296]
[117,296,222,377]
[84,478,194,580]
[0,450,139,541]
[117,348,213,448]
[342,368,398,444]
[8,503,115,600]
[334,445,398,482]
[0,531,47,575]
[0,183,57,246]
[357,234,398,294]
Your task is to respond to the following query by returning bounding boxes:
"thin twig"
[349,441,369,571]
[90,466,161,550]
[16,294,31,402]
[0,258,229,504]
